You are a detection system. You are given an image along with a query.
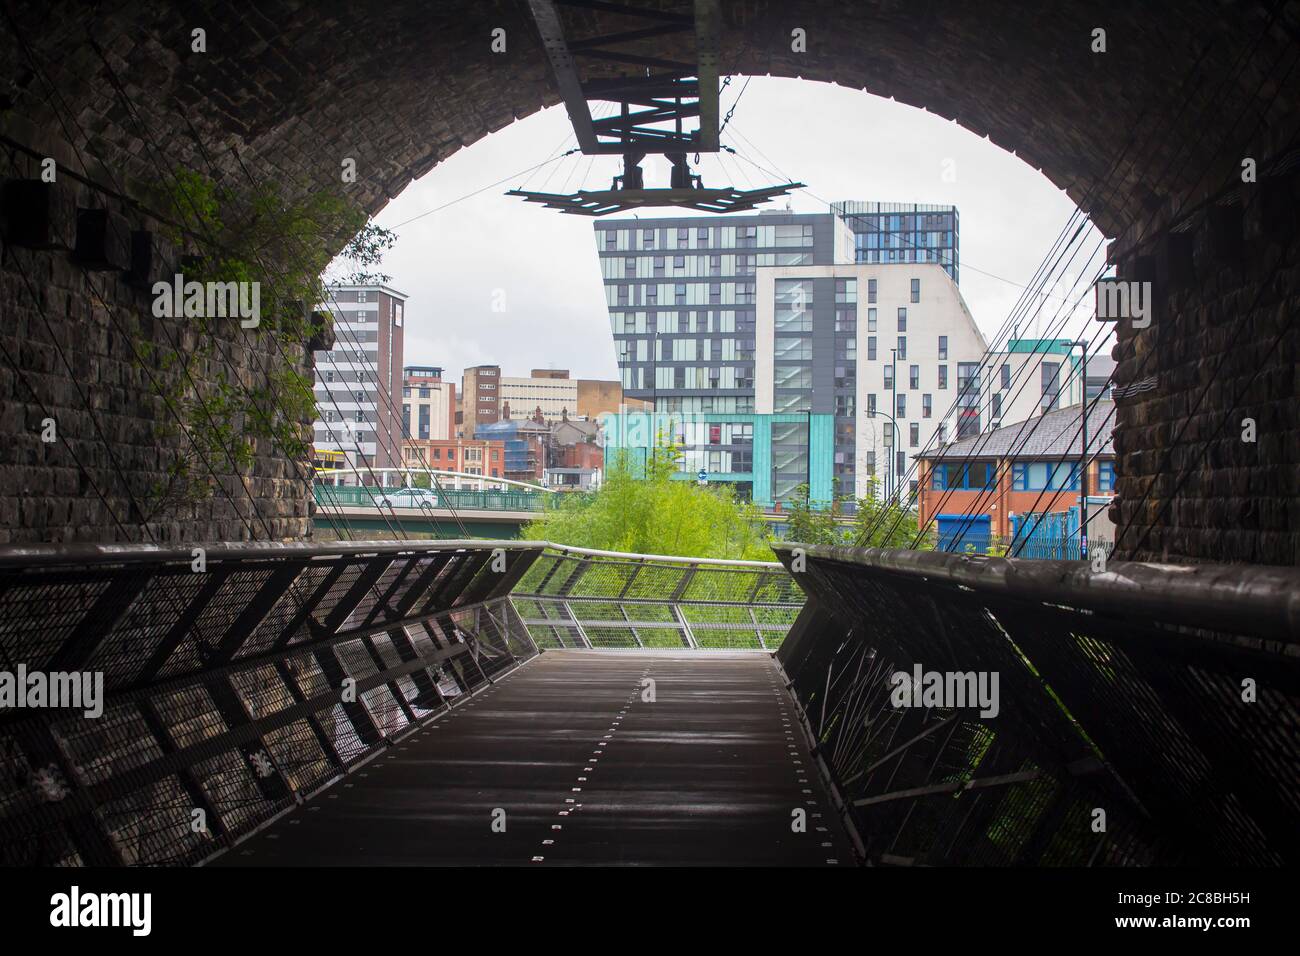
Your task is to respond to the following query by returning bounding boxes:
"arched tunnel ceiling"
[2,1,1297,250]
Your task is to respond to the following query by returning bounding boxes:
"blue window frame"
[1012,461,1080,491]
[930,461,997,491]
[1097,460,1116,492]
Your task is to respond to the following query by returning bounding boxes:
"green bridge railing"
[315,482,551,513]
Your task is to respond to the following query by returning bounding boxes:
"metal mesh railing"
[774,545,1300,867]
[0,540,543,866]
[509,546,804,650]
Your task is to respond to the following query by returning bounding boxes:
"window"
[1041,362,1062,411]
[922,393,932,418]
[910,423,920,446]
[653,256,665,276]
[992,393,1003,419]
[897,336,907,360]
[1001,364,1012,389]
[883,366,894,389]
[896,450,906,476]
[930,461,996,491]
[868,278,877,303]
[867,308,877,332]
[938,335,948,360]
[357,290,368,303]
[909,365,920,389]
[642,228,655,249]
[604,230,616,250]
[938,365,948,389]
[896,394,906,418]
[1098,460,1117,492]
[867,394,877,417]
[897,307,907,331]
[910,278,920,303]
[938,423,948,443]
[1012,461,1080,491]
[867,336,877,361]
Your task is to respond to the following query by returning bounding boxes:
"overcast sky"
[361,76,1107,384]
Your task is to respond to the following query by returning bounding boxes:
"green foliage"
[522,435,774,560]
[784,482,842,546]
[851,476,933,549]
[138,169,394,512]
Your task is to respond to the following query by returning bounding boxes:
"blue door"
[936,514,992,553]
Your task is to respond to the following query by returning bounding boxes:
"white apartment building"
[313,284,406,472]
[756,262,988,502]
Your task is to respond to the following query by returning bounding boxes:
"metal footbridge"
[0,540,1295,867]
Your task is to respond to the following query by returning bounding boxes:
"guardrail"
[0,539,807,866]
[315,483,550,513]
[0,540,543,866]
[510,545,804,650]
[772,544,1300,867]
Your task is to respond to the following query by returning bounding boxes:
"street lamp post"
[1073,340,1089,560]
[889,347,898,503]
[866,408,904,505]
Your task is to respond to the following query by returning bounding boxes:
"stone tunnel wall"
[0,144,314,544]
[1109,146,1300,566]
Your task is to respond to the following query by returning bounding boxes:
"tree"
[852,476,932,549]
[521,434,773,560]
[783,482,842,546]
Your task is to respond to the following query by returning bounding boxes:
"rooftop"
[919,400,1115,461]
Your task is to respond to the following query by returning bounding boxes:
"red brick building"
[402,437,506,479]
[916,401,1116,542]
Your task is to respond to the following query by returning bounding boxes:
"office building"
[461,365,501,437]
[755,262,987,504]
[312,284,406,472]
[402,365,455,442]
[501,369,579,422]
[832,201,960,284]
[594,210,856,415]
[979,339,1090,431]
[576,379,650,419]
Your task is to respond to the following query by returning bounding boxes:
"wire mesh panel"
[773,545,1300,867]
[508,547,804,650]
[0,540,544,866]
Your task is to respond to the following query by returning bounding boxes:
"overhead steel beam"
[527,0,720,156]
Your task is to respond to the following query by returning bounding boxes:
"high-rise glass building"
[593,211,856,414]
[831,201,960,285]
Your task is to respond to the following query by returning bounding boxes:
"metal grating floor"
[211,650,852,866]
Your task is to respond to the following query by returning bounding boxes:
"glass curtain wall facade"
[595,212,849,415]
[831,201,960,284]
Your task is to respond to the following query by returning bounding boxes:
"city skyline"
[362,76,1105,385]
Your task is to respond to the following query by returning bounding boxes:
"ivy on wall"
[134,168,395,515]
